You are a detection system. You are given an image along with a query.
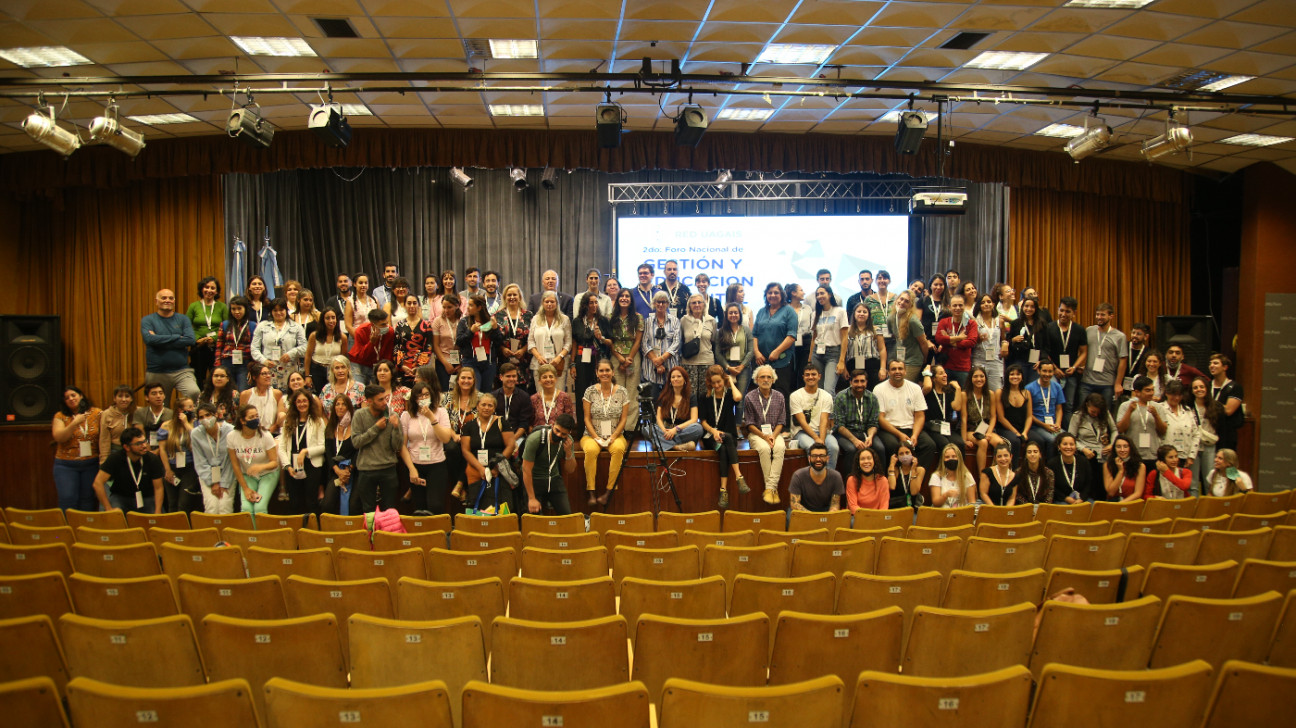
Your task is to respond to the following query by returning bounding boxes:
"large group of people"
[49,262,1252,521]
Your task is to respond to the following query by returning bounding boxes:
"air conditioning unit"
[909,190,967,216]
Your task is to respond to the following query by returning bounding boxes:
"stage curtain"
[1,177,224,406]
[1008,187,1189,330]
[917,183,1010,294]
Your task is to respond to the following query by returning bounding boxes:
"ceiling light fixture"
[674,103,709,147]
[509,167,529,190]
[1035,123,1086,138]
[1065,119,1112,162]
[340,104,372,116]
[450,167,474,188]
[1064,0,1156,8]
[0,46,92,68]
[88,104,145,157]
[595,102,625,149]
[489,104,545,117]
[231,36,317,57]
[878,110,937,124]
[1197,75,1255,93]
[1141,113,1192,161]
[22,106,81,156]
[755,44,837,65]
[489,39,538,59]
[895,110,928,155]
[307,103,351,148]
[716,108,774,121]
[1219,133,1294,147]
[714,169,733,190]
[126,113,199,125]
[965,51,1049,71]
[541,168,558,190]
[226,94,274,149]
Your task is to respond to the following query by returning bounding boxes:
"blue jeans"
[349,362,375,386]
[811,346,843,395]
[1082,382,1115,416]
[1028,426,1059,460]
[795,431,840,469]
[650,422,704,451]
[1059,375,1081,427]
[54,458,99,511]
[948,370,970,392]
[224,361,250,391]
[468,360,498,393]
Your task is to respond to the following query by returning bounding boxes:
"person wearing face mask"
[93,427,165,514]
[278,388,327,515]
[347,308,397,386]
[929,443,976,508]
[788,442,845,513]
[227,404,280,525]
[351,384,405,512]
[192,402,237,514]
[158,397,201,514]
[399,381,454,514]
[885,442,925,509]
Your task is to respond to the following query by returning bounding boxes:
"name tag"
[1028,349,1040,363]
[79,440,92,457]
[855,355,867,370]
[1094,356,1107,372]
[176,452,186,469]
[474,346,487,362]
[816,342,826,355]
[940,422,950,436]
[149,432,158,446]
[1059,354,1070,369]
[896,345,906,360]
[417,445,432,460]
[231,350,243,365]
[1044,416,1054,427]
[477,449,490,467]
[446,351,460,365]
[975,422,989,436]
[880,324,890,337]
[509,338,520,351]
[211,467,221,484]
[581,347,592,363]
[984,346,996,360]
[270,347,282,360]
[729,346,740,361]
[1138,432,1151,449]
[1123,376,1135,390]
[598,421,612,438]
[135,490,144,509]
[761,424,773,436]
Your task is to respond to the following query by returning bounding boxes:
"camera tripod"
[599,391,683,517]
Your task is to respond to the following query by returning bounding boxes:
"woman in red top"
[1145,444,1192,499]
[1104,435,1146,502]
[845,448,890,512]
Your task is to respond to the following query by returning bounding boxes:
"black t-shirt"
[99,449,165,497]
[1048,456,1094,503]
[1212,380,1244,437]
[699,390,738,439]
[1041,321,1085,370]
[659,394,697,428]
[492,387,535,435]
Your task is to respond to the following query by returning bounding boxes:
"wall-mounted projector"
[909,190,967,215]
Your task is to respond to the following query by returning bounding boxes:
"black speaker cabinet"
[1156,315,1214,374]
[0,315,63,424]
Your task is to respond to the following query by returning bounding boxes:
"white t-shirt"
[873,379,927,431]
[789,387,834,438]
[930,470,975,508]
[1206,468,1253,497]
[227,430,276,468]
[814,306,848,349]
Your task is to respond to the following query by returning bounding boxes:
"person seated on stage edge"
[833,368,886,484]
[788,442,844,513]
[874,359,937,471]
[743,365,789,506]
[650,365,704,452]
[790,364,839,469]
[581,358,631,508]
[700,364,748,510]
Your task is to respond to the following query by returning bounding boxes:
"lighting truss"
[607,179,917,204]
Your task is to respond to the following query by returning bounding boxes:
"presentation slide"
[616,215,909,298]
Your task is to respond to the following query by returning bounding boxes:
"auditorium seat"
[1194,494,1244,519]
[1041,519,1110,539]
[519,545,607,581]
[145,526,221,549]
[602,529,678,567]
[1231,558,1296,598]
[6,523,75,546]
[834,526,905,541]
[158,543,245,580]
[1270,525,1296,561]
[1267,590,1296,668]
[681,528,756,549]
[0,676,70,728]
[905,524,974,541]
[914,505,975,528]
[70,542,160,579]
[453,514,520,535]
[788,509,851,537]
[849,508,912,532]
[0,615,69,696]
[460,680,650,728]
[245,546,336,581]
[281,575,393,662]
[74,526,148,546]
[975,505,1035,526]
[960,536,1046,574]
[394,577,505,643]
[186,511,253,532]
[730,573,835,645]
[976,521,1045,540]
[65,676,257,728]
[1041,533,1126,572]
[632,613,769,706]
[849,665,1033,728]
[63,508,126,531]
[448,530,523,553]
[176,574,287,621]
[589,511,654,537]
[902,602,1036,677]
[426,547,517,587]
[1229,511,1286,530]
[722,509,786,534]
[66,573,177,620]
[200,612,347,719]
[758,528,829,546]
[335,546,427,586]
[790,536,875,578]
[702,543,791,601]
[1042,566,1145,604]
[1027,661,1213,728]
[1121,530,1202,569]
[1110,517,1172,537]
[254,514,317,531]
[349,613,486,726]
[1201,660,1296,728]
[1141,496,1197,522]
[836,571,943,620]
[220,526,296,552]
[618,576,727,644]
[508,575,615,622]
[519,513,584,536]
[612,545,703,588]
[522,531,601,551]
[371,529,447,552]
[660,675,844,728]
[656,510,721,535]
[1035,502,1093,524]
[125,512,190,531]
[1240,489,1292,515]
[262,677,452,728]
[0,543,72,577]
[941,568,1047,610]
[317,513,367,532]
[1142,560,1239,600]
[490,614,629,690]
[296,527,371,553]
[1,572,71,623]
[0,523,7,544]
[401,513,452,533]
[1149,591,1284,669]
[3,507,65,528]
[1028,595,1162,679]
[1194,527,1274,565]
[58,613,205,687]
[1089,500,1143,523]
[1171,514,1230,532]
[875,537,963,579]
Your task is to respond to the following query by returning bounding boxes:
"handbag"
[680,321,701,359]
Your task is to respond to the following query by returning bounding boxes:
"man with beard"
[788,442,844,512]
[325,273,353,332]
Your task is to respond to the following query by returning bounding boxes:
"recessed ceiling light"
[716,108,774,121]
[0,46,92,68]
[878,110,938,124]
[1220,133,1294,147]
[1065,0,1156,8]
[1036,123,1086,138]
[755,44,837,65]
[965,51,1048,71]
[489,39,538,59]
[489,104,545,117]
[126,113,200,125]
[1197,75,1254,92]
[231,36,317,57]
[340,104,372,116]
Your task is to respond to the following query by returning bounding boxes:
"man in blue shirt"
[751,282,799,412]
[631,263,656,320]
[141,288,200,405]
[1025,358,1066,459]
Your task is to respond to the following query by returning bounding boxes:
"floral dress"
[494,307,535,390]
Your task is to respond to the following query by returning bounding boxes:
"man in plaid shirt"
[834,369,886,480]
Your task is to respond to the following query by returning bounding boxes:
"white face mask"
[200,416,216,430]
[418,397,432,410]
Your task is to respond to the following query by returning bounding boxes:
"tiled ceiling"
[0,0,1294,174]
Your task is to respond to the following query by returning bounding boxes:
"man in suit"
[528,269,573,317]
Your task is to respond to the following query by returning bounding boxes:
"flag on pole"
[259,226,284,290]
[228,236,247,297]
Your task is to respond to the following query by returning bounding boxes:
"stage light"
[226,108,274,148]
[540,168,558,190]
[87,108,146,158]
[714,169,732,190]
[307,103,352,148]
[595,102,624,149]
[675,104,708,147]
[450,167,474,188]
[894,110,927,155]
[510,167,529,190]
[22,109,81,156]
[1065,123,1112,161]
[1141,125,1192,161]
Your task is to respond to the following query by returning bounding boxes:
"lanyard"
[1061,458,1076,492]
[1130,345,1144,371]
[540,393,557,424]
[875,291,893,314]
[506,311,522,334]
[126,456,144,492]
[664,283,679,305]
[502,393,513,419]
[1025,472,1041,502]
[235,323,248,345]
[151,408,165,425]
[201,301,215,328]
[1058,322,1072,351]
[994,467,1012,505]
[1140,404,1153,430]
[1039,384,1051,415]
[637,287,653,308]
[596,385,619,417]
[854,394,867,427]
[973,394,985,422]
[295,423,307,452]
[712,391,726,422]
[1094,328,1110,361]
[1212,380,1230,400]
[935,392,947,421]
[759,392,774,422]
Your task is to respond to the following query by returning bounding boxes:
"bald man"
[528,269,573,317]
[142,288,200,405]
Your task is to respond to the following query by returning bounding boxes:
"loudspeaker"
[895,111,927,155]
[674,104,708,147]
[595,103,623,149]
[0,315,62,424]
[1156,315,1214,373]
